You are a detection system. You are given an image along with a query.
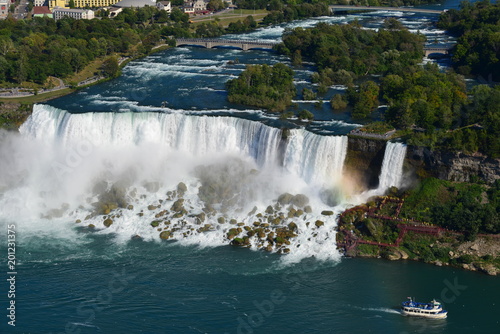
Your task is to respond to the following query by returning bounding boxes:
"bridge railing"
[176,38,279,46]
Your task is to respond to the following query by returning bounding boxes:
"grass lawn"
[218,9,268,17]
[191,9,269,27]
[64,58,106,85]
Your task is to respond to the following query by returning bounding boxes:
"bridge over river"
[175,38,451,56]
[329,5,444,15]
[175,38,277,51]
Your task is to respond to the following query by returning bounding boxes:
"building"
[156,1,170,13]
[72,0,120,8]
[0,0,9,20]
[108,6,122,17]
[112,0,155,8]
[183,0,208,15]
[34,0,48,6]
[33,6,53,17]
[192,0,207,12]
[52,7,94,20]
[49,0,67,10]
[49,0,121,9]
[183,4,194,15]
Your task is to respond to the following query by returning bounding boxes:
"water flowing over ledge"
[21,105,350,188]
[378,142,407,190]
[1,105,409,263]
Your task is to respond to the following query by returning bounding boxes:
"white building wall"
[34,0,48,6]
[53,8,94,20]
[0,0,9,20]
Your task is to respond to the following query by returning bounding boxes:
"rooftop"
[33,6,52,15]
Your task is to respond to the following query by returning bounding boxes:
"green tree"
[330,94,347,110]
[298,109,314,121]
[302,88,316,100]
[0,36,14,56]
[101,56,119,77]
[351,81,379,119]
[226,63,295,112]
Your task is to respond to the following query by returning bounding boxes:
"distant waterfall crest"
[378,142,407,190]
[21,105,283,167]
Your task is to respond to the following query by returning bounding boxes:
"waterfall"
[283,130,348,187]
[21,105,349,186]
[7,104,351,261]
[378,141,407,190]
[21,105,283,168]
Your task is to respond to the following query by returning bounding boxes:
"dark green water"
[4,238,499,334]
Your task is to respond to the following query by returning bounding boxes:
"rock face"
[346,136,500,186]
[345,137,387,189]
[407,146,500,184]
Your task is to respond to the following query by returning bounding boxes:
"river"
[0,1,498,333]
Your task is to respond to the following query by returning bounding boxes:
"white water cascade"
[0,104,354,262]
[284,130,348,188]
[21,105,283,167]
[20,105,350,189]
[378,141,407,190]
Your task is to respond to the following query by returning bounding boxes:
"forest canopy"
[278,21,425,76]
[438,0,500,81]
[225,63,296,112]
[0,7,183,85]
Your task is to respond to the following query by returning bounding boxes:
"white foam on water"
[0,105,357,263]
[360,307,402,315]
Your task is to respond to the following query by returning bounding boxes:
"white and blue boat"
[401,297,447,319]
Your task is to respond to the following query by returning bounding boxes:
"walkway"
[337,197,449,251]
[0,57,130,99]
[0,82,69,98]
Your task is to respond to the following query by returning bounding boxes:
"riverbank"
[0,102,33,130]
[336,195,500,276]
[0,46,172,128]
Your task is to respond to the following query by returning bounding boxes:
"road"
[13,0,29,20]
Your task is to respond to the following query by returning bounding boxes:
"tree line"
[0,7,188,85]
[273,16,499,158]
[401,178,500,239]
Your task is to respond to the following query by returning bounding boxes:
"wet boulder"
[103,218,113,227]
[231,237,250,247]
[227,228,240,240]
[177,182,187,197]
[292,194,309,207]
[315,220,324,228]
[160,230,173,240]
[171,199,185,212]
[277,193,293,205]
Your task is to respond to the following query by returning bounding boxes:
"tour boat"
[401,298,447,319]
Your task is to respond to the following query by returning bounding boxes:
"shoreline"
[336,196,500,276]
[0,46,170,104]
[0,45,173,129]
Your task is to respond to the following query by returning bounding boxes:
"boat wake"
[357,306,402,315]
